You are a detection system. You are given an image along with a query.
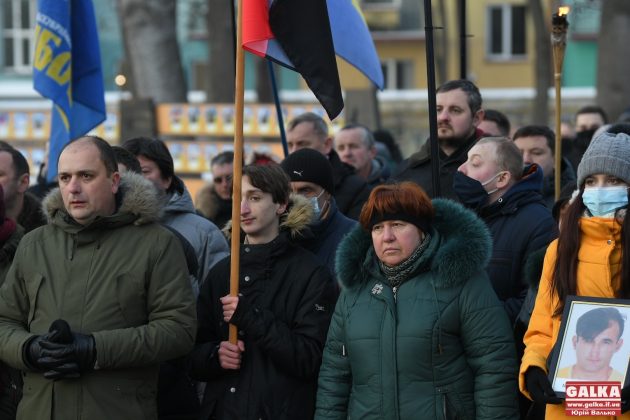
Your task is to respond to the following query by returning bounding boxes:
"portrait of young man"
[557,307,627,383]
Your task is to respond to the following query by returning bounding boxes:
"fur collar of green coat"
[42,172,163,228]
[336,198,492,290]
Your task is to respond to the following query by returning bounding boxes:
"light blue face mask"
[582,186,629,217]
[309,189,326,220]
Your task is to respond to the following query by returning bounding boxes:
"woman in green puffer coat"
[315,182,519,420]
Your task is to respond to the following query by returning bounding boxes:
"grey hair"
[338,124,375,148]
[287,112,328,138]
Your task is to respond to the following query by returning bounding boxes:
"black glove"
[525,367,563,405]
[622,386,630,413]
[23,331,57,371]
[39,319,81,380]
[38,320,96,379]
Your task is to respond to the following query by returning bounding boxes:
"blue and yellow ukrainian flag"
[33,0,105,180]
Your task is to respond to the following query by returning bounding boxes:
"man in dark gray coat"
[392,79,486,200]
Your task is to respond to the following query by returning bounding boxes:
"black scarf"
[378,233,431,289]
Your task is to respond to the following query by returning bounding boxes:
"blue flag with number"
[33,0,105,181]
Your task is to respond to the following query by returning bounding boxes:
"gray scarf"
[378,233,431,289]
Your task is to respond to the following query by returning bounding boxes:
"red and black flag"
[243,0,343,119]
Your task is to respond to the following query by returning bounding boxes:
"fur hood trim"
[337,198,492,290]
[196,182,220,219]
[222,193,314,240]
[42,172,163,226]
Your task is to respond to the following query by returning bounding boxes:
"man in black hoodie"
[565,105,608,170]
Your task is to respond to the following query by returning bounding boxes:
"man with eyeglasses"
[281,148,356,280]
[197,151,234,229]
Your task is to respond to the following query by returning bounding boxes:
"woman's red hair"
[359,182,434,230]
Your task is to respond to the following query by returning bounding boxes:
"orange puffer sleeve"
[519,240,560,400]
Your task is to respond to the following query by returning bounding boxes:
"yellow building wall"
[466,0,535,87]
[435,0,535,87]
[371,40,428,87]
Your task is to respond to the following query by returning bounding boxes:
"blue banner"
[327,0,384,89]
[33,0,105,181]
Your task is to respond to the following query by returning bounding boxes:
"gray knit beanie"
[577,132,630,186]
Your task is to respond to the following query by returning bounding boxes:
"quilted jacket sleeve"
[519,241,559,400]
[459,272,520,420]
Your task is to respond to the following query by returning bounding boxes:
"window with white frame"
[381,59,413,90]
[2,0,36,73]
[486,4,526,60]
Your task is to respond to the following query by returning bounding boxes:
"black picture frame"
[547,296,630,398]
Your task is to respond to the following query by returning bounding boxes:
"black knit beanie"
[281,148,335,194]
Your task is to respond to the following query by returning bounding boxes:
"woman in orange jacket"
[520,131,630,419]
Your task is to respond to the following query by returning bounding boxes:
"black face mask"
[452,171,490,210]
[575,129,597,150]
[561,137,574,155]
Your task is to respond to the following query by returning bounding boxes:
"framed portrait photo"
[548,296,630,398]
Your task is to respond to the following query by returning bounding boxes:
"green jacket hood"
[336,198,492,290]
[42,172,163,228]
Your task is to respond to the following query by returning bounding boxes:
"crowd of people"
[0,78,628,419]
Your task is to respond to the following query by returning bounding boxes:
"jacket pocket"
[115,273,147,326]
[25,274,44,328]
[437,387,469,420]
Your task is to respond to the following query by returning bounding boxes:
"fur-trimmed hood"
[222,193,314,241]
[42,172,163,227]
[195,182,231,221]
[336,198,492,290]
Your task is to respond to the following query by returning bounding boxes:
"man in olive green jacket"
[0,137,196,420]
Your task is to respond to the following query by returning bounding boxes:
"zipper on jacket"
[390,297,400,419]
[342,344,346,357]
[443,394,447,419]
[392,286,398,302]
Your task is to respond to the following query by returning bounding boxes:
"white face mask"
[309,189,325,220]
[481,171,505,195]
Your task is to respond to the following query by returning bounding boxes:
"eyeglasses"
[213,174,233,184]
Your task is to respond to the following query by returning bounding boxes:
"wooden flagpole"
[551,7,569,201]
[229,0,246,344]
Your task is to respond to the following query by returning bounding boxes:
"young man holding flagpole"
[190,164,335,419]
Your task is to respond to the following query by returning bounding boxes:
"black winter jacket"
[295,198,357,278]
[478,164,557,324]
[190,197,336,420]
[0,226,24,420]
[392,129,484,199]
[328,150,371,220]
[17,193,46,233]
[540,157,576,208]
